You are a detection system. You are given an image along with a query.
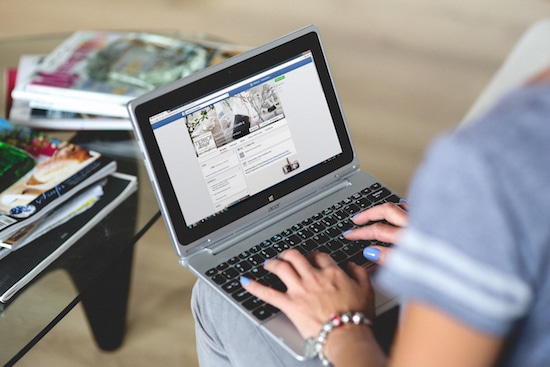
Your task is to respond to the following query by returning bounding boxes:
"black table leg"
[79,242,135,351]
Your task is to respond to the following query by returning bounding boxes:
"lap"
[191,279,322,367]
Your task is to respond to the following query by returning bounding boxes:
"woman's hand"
[240,201,409,340]
[241,249,374,340]
[344,201,409,264]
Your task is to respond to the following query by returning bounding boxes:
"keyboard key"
[367,188,391,202]
[248,266,268,278]
[250,245,262,253]
[349,252,371,267]
[326,239,344,252]
[239,251,251,259]
[385,194,401,203]
[216,262,229,271]
[260,247,277,259]
[228,256,240,265]
[249,254,264,266]
[296,228,313,240]
[281,228,293,237]
[221,267,239,280]
[342,242,358,256]
[212,274,227,285]
[253,306,273,320]
[235,261,252,273]
[243,297,264,310]
[344,203,361,215]
[222,280,242,293]
[330,250,347,263]
[301,239,317,251]
[286,234,301,246]
[312,233,329,245]
[232,288,253,302]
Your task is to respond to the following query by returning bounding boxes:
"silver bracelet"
[303,312,372,366]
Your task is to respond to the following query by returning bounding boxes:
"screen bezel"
[130,27,355,246]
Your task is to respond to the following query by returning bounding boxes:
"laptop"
[128,25,400,360]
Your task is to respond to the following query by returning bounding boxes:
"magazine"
[0,117,117,246]
[0,172,137,310]
[8,56,130,130]
[11,31,248,119]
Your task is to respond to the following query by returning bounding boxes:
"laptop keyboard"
[204,182,400,321]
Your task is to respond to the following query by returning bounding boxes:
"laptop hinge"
[204,177,353,255]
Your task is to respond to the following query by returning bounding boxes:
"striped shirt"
[376,83,550,366]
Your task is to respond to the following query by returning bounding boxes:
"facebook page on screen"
[149,51,342,227]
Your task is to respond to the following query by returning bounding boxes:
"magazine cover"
[11,31,248,119]
[0,117,116,245]
[11,31,217,118]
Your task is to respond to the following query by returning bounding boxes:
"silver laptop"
[128,25,399,360]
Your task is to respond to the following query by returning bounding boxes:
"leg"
[191,280,323,367]
[79,242,134,350]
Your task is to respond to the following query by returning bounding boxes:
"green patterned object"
[0,142,36,193]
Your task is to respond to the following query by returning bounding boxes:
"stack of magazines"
[7,30,247,130]
[1,30,245,309]
[0,117,137,309]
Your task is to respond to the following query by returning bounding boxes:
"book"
[0,172,138,310]
[11,31,247,119]
[0,179,104,253]
[3,67,17,118]
[0,117,117,246]
[9,99,131,131]
[8,55,130,130]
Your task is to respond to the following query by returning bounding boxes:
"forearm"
[324,324,388,367]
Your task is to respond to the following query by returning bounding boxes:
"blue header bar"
[151,55,313,130]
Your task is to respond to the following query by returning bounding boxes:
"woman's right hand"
[344,201,409,264]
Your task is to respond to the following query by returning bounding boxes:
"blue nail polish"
[363,247,380,261]
[263,259,270,266]
[343,229,353,236]
[240,276,251,286]
[351,212,361,220]
[399,198,408,204]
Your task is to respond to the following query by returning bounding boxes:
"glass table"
[0,34,164,366]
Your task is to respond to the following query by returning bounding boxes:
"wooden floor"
[2,1,549,366]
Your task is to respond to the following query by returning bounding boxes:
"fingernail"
[399,198,408,204]
[240,276,251,286]
[263,259,270,266]
[343,229,353,236]
[351,212,361,221]
[363,247,380,261]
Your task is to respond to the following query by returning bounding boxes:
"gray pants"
[191,279,323,367]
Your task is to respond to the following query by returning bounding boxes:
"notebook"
[128,25,400,360]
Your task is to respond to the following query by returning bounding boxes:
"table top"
[0,33,161,366]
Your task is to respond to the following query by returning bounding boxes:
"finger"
[344,221,403,244]
[346,261,371,288]
[240,276,288,311]
[274,248,317,278]
[352,202,409,227]
[263,256,302,286]
[308,251,338,269]
[363,245,391,265]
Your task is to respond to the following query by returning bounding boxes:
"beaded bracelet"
[303,312,372,366]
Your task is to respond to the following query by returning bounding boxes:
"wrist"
[303,312,372,366]
[323,323,377,365]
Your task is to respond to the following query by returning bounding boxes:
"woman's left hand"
[241,248,374,340]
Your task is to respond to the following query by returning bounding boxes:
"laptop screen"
[130,28,355,247]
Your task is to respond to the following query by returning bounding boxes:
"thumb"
[363,246,391,265]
